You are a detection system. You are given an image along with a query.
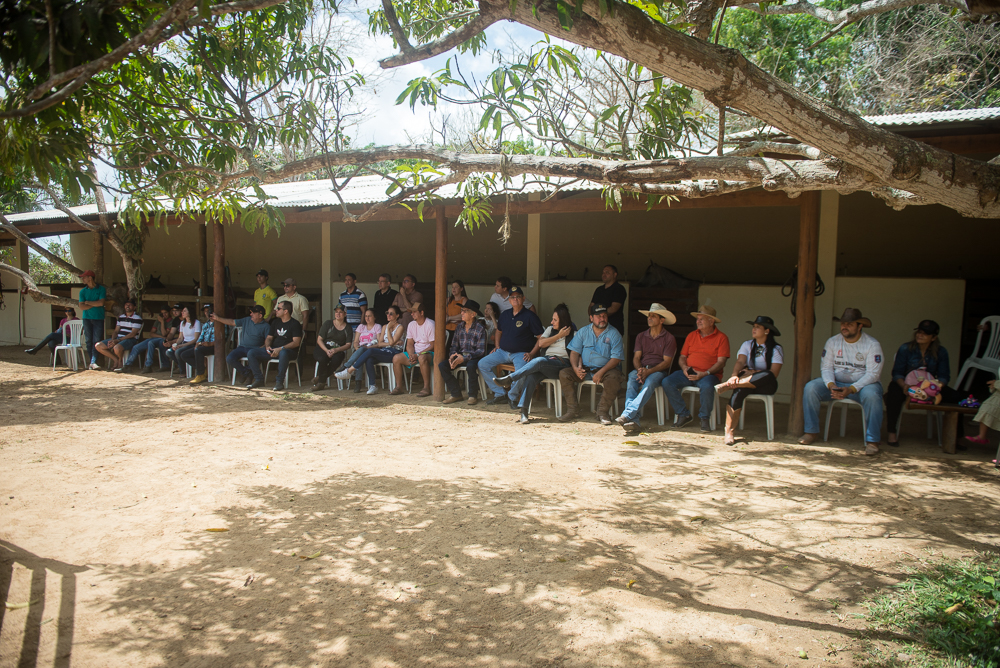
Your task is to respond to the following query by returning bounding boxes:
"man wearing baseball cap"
[211,305,270,385]
[799,307,884,455]
[616,303,677,434]
[661,305,730,431]
[478,286,544,406]
[254,269,277,319]
[558,303,626,424]
[77,270,107,369]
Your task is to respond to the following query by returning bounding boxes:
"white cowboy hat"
[639,303,677,325]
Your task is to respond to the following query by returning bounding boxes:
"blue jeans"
[247,347,296,384]
[343,347,368,371]
[145,338,172,369]
[227,346,259,378]
[621,370,668,427]
[478,349,532,398]
[661,370,718,420]
[352,348,399,385]
[502,356,570,409]
[35,330,64,352]
[82,319,103,364]
[803,378,884,444]
[125,338,158,366]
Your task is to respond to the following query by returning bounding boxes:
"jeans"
[145,339,172,369]
[661,370,718,420]
[125,338,158,366]
[501,356,570,410]
[34,330,64,352]
[348,347,400,385]
[179,345,214,376]
[478,349,532,398]
[247,347,297,385]
[227,346,259,379]
[343,346,369,372]
[438,355,484,399]
[621,370,668,427]
[82,319,103,364]
[803,377,884,443]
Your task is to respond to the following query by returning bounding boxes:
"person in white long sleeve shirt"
[799,308,885,455]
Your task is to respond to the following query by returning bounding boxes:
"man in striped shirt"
[339,273,368,326]
[95,299,143,371]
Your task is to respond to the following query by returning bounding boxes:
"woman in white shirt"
[482,302,500,351]
[716,315,783,445]
[493,303,575,423]
[165,305,202,370]
[336,305,405,394]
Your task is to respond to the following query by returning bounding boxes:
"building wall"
[0,286,52,346]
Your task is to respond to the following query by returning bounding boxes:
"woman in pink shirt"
[25,307,78,358]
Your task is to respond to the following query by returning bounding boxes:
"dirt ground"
[2,347,999,668]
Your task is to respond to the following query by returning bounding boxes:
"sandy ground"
[2,347,999,668]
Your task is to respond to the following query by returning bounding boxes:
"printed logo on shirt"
[822,349,826,357]
[277,327,287,337]
[515,321,523,328]
[836,349,843,357]
[875,355,882,363]
[855,352,864,362]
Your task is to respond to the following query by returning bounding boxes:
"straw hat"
[639,303,677,325]
[690,305,721,323]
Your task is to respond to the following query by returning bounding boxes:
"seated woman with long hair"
[445,280,468,344]
[336,308,382,386]
[493,303,575,424]
[335,305,405,395]
[715,316,783,445]
[164,305,201,371]
[25,307,78,359]
[311,304,353,392]
[482,301,500,352]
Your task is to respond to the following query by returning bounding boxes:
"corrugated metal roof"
[5,174,601,223]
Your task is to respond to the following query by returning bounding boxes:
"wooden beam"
[213,222,226,381]
[787,191,820,436]
[198,225,208,296]
[433,207,447,400]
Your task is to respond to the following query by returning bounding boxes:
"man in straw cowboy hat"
[799,307,885,455]
[616,303,677,435]
[661,305,731,431]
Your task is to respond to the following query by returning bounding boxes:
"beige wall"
[0,285,55,346]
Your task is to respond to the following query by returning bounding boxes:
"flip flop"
[965,436,989,445]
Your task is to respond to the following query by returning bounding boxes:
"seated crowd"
[32,265,987,452]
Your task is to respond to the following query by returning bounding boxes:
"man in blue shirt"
[477,286,544,406]
[339,273,368,327]
[211,305,270,385]
[559,304,625,424]
[77,269,107,369]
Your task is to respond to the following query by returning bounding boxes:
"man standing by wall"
[78,270,107,370]
[339,273,368,327]
[590,265,628,335]
[254,269,277,319]
[371,273,397,326]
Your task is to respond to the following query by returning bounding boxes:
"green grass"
[861,552,1000,668]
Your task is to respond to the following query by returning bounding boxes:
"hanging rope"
[781,266,825,325]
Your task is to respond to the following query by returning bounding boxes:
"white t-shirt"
[178,320,202,343]
[406,318,435,353]
[489,292,534,313]
[737,339,784,371]
[820,332,884,389]
[541,326,569,359]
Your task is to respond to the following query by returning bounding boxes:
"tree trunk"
[788,192,820,436]
[92,231,104,284]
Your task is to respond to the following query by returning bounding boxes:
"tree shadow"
[77,474,829,667]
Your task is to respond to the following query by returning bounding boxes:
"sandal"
[964,435,989,445]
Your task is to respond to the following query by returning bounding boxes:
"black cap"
[202,303,212,310]
[256,269,269,278]
[461,299,483,316]
[746,315,780,337]
[249,305,266,315]
[915,319,940,336]
[509,286,524,296]
[171,303,182,310]
[589,303,608,315]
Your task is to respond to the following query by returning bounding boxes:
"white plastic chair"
[739,394,776,440]
[955,316,1000,390]
[539,378,564,418]
[264,358,301,388]
[824,398,867,441]
[53,321,86,371]
[639,386,669,426]
[313,361,354,390]
[576,380,619,417]
[679,385,720,430]
[454,365,488,399]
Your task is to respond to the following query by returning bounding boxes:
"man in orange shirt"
[661,305,730,431]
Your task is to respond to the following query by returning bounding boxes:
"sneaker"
[247,379,264,389]
[89,363,100,370]
[494,375,514,390]
[310,382,327,392]
[190,373,208,384]
[865,442,880,456]
[113,366,125,373]
[700,418,712,432]
[139,366,152,374]
[486,395,506,406]
[519,413,530,424]
[367,385,377,395]
[674,414,693,429]
[442,396,463,404]
[467,397,478,405]
[273,382,285,392]
[334,369,352,380]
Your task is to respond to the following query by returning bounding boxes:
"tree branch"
[0,217,83,275]
[379,11,502,68]
[735,0,969,25]
[381,0,414,53]
[0,262,81,308]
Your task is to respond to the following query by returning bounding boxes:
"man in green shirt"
[78,270,107,369]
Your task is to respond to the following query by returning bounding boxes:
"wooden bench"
[905,399,978,454]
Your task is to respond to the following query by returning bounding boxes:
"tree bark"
[787,192,820,436]
[92,231,104,284]
[0,262,81,308]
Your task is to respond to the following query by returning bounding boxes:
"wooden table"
[905,399,978,454]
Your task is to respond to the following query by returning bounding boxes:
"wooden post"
[433,206,447,400]
[213,222,226,382]
[198,224,208,300]
[787,191,820,435]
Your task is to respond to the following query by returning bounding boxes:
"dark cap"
[171,303,182,310]
[202,302,212,310]
[915,319,940,336]
[589,303,608,315]
[509,286,525,297]
[249,305,266,315]
[461,299,483,316]
[79,270,96,279]
[256,269,269,278]
[834,307,872,328]
[746,315,780,337]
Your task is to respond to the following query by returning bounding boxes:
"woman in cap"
[885,319,957,447]
[312,304,353,392]
[716,316,783,445]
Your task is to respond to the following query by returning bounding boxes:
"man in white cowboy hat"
[799,307,884,455]
[616,303,677,434]
[660,305,731,432]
